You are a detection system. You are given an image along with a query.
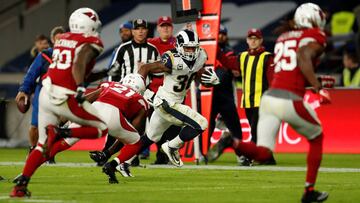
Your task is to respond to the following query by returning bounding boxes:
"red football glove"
[317,75,336,88]
[319,89,331,104]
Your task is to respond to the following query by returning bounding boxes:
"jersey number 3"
[274,40,297,72]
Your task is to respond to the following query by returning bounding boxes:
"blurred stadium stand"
[0,0,359,99]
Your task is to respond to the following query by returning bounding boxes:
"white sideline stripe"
[0,196,66,202]
[1,162,360,173]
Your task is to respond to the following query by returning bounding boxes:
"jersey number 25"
[274,40,297,72]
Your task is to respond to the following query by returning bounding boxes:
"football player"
[47,74,149,181]
[10,8,108,197]
[232,3,330,203]
[102,29,220,182]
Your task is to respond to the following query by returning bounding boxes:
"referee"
[219,28,276,165]
[108,18,160,81]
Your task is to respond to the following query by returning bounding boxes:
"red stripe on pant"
[119,112,137,132]
[293,101,319,125]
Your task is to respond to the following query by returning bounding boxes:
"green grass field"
[0,148,359,203]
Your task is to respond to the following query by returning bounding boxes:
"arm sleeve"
[217,51,240,71]
[19,53,44,94]
[265,54,275,85]
[161,52,173,70]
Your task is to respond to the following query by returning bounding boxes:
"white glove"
[201,67,220,85]
[107,62,120,77]
[143,89,155,106]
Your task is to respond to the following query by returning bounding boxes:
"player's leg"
[158,102,208,167]
[28,85,41,153]
[233,94,281,163]
[46,96,108,148]
[10,89,59,197]
[286,100,328,202]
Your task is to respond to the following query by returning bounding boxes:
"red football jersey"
[96,82,149,120]
[271,28,326,97]
[47,32,103,91]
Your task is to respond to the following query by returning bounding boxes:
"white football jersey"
[156,48,207,103]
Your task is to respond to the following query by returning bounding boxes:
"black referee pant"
[245,107,259,143]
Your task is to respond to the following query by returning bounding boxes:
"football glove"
[143,89,155,106]
[107,62,120,77]
[201,67,220,85]
[75,84,86,104]
[319,89,331,105]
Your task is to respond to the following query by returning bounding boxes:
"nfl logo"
[202,23,211,34]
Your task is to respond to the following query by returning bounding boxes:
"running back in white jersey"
[156,48,207,103]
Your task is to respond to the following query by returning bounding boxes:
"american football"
[16,96,30,114]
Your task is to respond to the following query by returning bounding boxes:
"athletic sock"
[22,148,46,177]
[168,136,184,148]
[116,140,143,163]
[306,134,323,185]
[49,138,72,158]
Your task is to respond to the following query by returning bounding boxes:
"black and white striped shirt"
[109,40,160,81]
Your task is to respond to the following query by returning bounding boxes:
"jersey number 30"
[49,49,72,70]
[274,40,297,72]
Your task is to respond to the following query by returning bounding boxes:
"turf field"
[0,148,359,203]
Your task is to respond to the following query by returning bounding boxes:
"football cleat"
[89,151,108,166]
[47,157,56,164]
[301,190,329,203]
[12,173,22,183]
[10,185,31,198]
[207,132,233,162]
[237,155,253,166]
[102,162,118,184]
[46,125,60,150]
[116,163,134,177]
[161,141,183,167]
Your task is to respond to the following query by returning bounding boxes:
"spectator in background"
[147,16,180,164]
[15,26,65,163]
[206,25,244,165]
[342,47,360,87]
[28,34,49,66]
[218,28,276,165]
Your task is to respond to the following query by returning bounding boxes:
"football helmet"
[294,3,326,29]
[69,8,102,36]
[121,73,146,94]
[175,30,200,61]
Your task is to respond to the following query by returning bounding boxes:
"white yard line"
[1,162,359,173]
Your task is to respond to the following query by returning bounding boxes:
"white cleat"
[161,141,183,167]
[116,163,134,177]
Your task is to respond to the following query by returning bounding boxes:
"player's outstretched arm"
[138,61,170,79]
[297,42,324,92]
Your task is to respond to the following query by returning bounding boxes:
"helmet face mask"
[176,30,200,61]
[69,8,102,36]
[294,3,326,30]
[120,74,146,95]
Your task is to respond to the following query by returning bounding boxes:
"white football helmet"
[294,3,326,29]
[121,74,146,95]
[69,8,102,36]
[175,30,200,61]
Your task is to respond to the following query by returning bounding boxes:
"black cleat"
[207,133,233,162]
[90,151,108,166]
[301,190,329,203]
[237,155,253,166]
[47,157,56,164]
[102,163,118,184]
